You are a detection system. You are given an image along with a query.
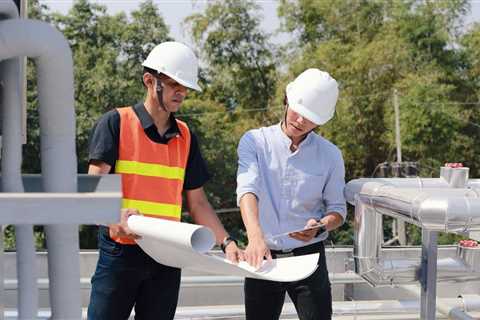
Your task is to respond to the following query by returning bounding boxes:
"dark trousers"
[87,227,181,320]
[244,242,332,320]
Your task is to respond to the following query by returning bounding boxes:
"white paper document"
[128,215,319,282]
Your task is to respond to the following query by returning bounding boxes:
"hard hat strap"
[155,78,168,112]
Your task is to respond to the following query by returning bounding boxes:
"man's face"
[155,74,188,112]
[284,107,317,138]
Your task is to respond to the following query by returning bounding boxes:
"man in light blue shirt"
[236,68,346,320]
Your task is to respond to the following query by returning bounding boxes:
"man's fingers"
[230,252,239,264]
[289,231,314,242]
[248,254,256,267]
[255,254,263,269]
[265,249,272,261]
[238,250,245,262]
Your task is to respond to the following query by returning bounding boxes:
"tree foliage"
[277,0,477,244]
[184,0,277,111]
[20,0,171,248]
[11,0,480,248]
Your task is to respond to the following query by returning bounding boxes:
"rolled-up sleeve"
[236,131,261,206]
[323,149,347,221]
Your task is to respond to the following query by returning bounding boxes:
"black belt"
[270,241,324,258]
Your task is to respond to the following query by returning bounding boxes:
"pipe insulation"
[0,57,38,320]
[346,179,480,233]
[0,1,18,20]
[0,18,80,319]
[0,6,21,320]
[352,192,480,286]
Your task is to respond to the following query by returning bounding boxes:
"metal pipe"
[0,1,18,19]
[449,308,476,320]
[353,198,480,286]
[0,6,20,320]
[0,58,38,320]
[402,286,479,320]
[174,298,480,318]
[0,19,80,319]
[346,179,480,233]
[420,230,438,320]
[0,4,32,320]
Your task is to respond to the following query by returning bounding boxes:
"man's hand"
[224,241,244,264]
[289,218,320,242]
[245,235,272,269]
[289,212,343,242]
[108,208,141,240]
[320,212,343,231]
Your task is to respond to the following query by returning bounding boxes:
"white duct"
[401,286,480,320]
[173,297,480,318]
[0,18,80,319]
[353,201,480,286]
[0,58,38,320]
[348,175,480,287]
[346,179,480,233]
[0,4,37,320]
[0,1,18,20]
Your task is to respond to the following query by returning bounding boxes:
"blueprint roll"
[128,215,319,282]
[128,215,216,267]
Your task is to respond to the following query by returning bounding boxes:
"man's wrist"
[220,236,237,253]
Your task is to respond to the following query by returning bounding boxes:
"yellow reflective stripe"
[115,160,185,180]
[122,199,181,218]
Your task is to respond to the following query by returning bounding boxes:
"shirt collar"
[133,103,181,138]
[277,122,313,150]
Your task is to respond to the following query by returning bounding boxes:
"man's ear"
[143,73,155,88]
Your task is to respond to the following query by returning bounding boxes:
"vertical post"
[420,230,438,320]
[393,89,406,245]
[0,66,4,320]
[393,89,402,163]
[1,56,38,320]
[20,0,27,145]
[0,226,3,320]
[397,220,406,245]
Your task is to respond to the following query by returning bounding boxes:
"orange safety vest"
[113,106,191,244]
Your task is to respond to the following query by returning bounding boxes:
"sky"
[39,0,283,44]
[39,0,480,45]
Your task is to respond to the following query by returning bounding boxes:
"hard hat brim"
[288,102,326,125]
[141,62,202,92]
[164,72,202,92]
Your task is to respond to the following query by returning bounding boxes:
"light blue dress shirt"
[236,123,346,250]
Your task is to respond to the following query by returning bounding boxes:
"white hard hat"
[142,41,202,91]
[286,68,339,125]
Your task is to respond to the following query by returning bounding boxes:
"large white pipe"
[402,286,480,320]
[0,1,18,20]
[0,4,36,320]
[0,58,38,320]
[0,18,80,319]
[346,179,480,233]
[353,198,480,286]
[174,297,480,318]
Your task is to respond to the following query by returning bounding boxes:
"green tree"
[277,0,476,244]
[183,0,279,240]
[458,23,480,174]
[49,0,171,173]
[277,0,475,177]
[185,0,277,111]
[20,0,172,248]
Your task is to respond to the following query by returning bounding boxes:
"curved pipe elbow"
[0,1,19,19]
